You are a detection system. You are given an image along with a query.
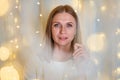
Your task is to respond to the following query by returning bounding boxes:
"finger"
[73,50,84,57]
[73,51,84,59]
[74,43,83,50]
[73,48,84,56]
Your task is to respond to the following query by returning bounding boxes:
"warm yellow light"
[14,17,18,23]
[10,40,14,43]
[0,66,19,80]
[79,3,82,10]
[12,54,16,59]
[16,25,20,29]
[14,38,18,43]
[90,0,94,6]
[35,31,39,34]
[16,0,19,4]
[116,67,120,75]
[39,14,42,17]
[0,47,10,61]
[115,28,120,35]
[15,45,19,49]
[101,6,106,12]
[117,52,120,59]
[0,0,9,16]
[87,33,106,52]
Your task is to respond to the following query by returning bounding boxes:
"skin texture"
[51,12,86,61]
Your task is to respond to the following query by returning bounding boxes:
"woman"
[45,4,84,61]
[24,5,97,80]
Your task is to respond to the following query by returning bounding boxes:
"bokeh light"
[101,6,107,12]
[117,52,120,59]
[87,33,106,52]
[0,0,10,16]
[0,47,11,61]
[115,28,120,35]
[0,66,19,80]
[14,17,18,24]
[39,14,42,17]
[116,67,120,75]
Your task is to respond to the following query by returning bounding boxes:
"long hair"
[44,5,82,53]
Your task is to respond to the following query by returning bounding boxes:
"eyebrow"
[52,21,74,24]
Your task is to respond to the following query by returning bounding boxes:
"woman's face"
[51,12,76,47]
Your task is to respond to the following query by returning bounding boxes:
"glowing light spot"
[40,14,42,17]
[75,10,77,13]
[15,6,18,9]
[10,40,14,43]
[116,67,120,75]
[16,25,20,29]
[12,54,16,59]
[0,47,10,61]
[15,45,19,49]
[79,4,82,10]
[117,52,120,59]
[0,66,19,80]
[14,38,18,43]
[101,6,106,12]
[16,0,19,4]
[14,17,18,23]
[87,33,106,52]
[97,18,100,22]
[37,1,40,5]
[40,43,42,47]
[0,0,9,16]
[115,28,120,35]
[35,31,39,34]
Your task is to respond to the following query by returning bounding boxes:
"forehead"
[52,12,76,22]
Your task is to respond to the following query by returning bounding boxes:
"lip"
[59,37,68,41]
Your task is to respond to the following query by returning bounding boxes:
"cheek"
[52,28,59,38]
[68,29,76,39]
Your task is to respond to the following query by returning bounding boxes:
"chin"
[58,42,70,47]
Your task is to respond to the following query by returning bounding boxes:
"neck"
[52,44,72,61]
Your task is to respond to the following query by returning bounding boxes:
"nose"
[60,26,66,34]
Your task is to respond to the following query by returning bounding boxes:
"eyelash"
[52,23,73,28]
[67,24,72,27]
[53,23,60,27]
